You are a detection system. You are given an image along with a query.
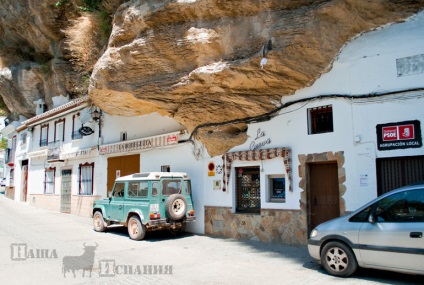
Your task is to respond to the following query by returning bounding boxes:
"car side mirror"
[368,213,376,223]
[108,192,112,200]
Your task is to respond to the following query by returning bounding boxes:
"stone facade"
[28,194,101,217]
[205,206,307,245]
[298,151,346,215]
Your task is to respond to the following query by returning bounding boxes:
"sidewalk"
[0,194,423,285]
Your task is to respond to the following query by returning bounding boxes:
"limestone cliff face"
[1,0,424,155]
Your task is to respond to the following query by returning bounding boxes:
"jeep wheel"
[93,211,106,232]
[166,194,187,220]
[128,216,146,240]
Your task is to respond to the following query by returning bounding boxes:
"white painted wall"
[203,10,424,214]
[138,143,205,234]
[101,113,185,145]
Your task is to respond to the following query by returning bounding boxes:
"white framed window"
[267,174,286,203]
[44,167,55,194]
[79,163,94,195]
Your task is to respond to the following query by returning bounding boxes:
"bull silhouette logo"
[62,243,98,277]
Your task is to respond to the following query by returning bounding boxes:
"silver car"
[308,183,424,277]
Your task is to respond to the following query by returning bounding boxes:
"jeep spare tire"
[166,194,187,220]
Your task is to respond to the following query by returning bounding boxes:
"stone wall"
[28,194,101,217]
[4,186,14,200]
[205,206,307,245]
[71,195,101,217]
[28,194,60,212]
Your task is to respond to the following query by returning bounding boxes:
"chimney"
[34,99,46,115]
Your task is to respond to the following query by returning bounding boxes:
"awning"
[222,147,292,192]
[99,132,179,155]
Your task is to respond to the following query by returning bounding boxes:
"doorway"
[107,154,140,196]
[60,169,72,213]
[309,162,339,230]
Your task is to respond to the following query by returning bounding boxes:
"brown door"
[107,154,140,196]
[309,162,339,231]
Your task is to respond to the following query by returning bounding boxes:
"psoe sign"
[377,120,422,151]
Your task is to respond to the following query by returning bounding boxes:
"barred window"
[44,167,55,194]
[236,166,261,214]
[79,163,94,195]
[308,105,333,134]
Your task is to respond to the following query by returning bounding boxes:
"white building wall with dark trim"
[202,10,424,242]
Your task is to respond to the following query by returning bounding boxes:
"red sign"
[167,135,178,143]
[382,124,414,141]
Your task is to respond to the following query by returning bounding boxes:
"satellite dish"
[79,108,92,124]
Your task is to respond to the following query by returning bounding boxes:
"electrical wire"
[188,87,424,142]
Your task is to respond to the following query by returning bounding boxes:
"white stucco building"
[3,11,424,244]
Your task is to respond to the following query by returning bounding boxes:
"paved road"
[0,194,423,285]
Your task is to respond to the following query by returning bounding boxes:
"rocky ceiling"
[1,0,424,156]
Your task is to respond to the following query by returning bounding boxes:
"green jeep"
[92,172,196,240]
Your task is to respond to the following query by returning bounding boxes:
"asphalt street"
[0,193,423,285]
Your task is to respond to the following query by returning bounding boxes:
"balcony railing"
[47,140,63,161]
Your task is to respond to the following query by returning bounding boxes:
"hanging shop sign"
[376,120,422,151]
[79,126,94,136]
[99,132,179,155]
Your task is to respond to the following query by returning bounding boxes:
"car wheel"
[93,211,106,232]
[127,216,146,241]
[166,194,187,220]
[321,241,358,277]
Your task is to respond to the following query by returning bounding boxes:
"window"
[162,179,182,196]
[236,167,261,214]
[120,131,127,141]
[268,175,285,202]
[44,167,55,194]
[374,189,424,222]
[40,124,49,147]
[152,182,158,196]
[72,113,82,140]
[54,119,65,142]
[308,105,333,134]
[161,165,171,172]
[128,182,149,198]
[113,182,125,197]
[10,169,14,187]
[20,132,27,146]
[79,163,94,195]
[185,180,192,195]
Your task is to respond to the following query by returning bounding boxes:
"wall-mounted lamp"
[91,110,101,122]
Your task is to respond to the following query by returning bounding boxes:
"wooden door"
[309,162,339,231]
[107,154,140,196]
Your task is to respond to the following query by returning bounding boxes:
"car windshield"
[162,179,182,196]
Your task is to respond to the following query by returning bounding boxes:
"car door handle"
[410,232,422,238]
[118,205,122,210]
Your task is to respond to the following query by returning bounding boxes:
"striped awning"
[222,147,292,192]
